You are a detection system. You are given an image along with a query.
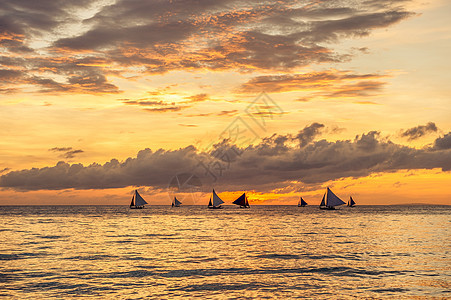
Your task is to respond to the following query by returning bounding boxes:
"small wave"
[159,267,249,278]
[371,287,409,293]
[168,282,264,292]
[37,235,66,240]
[0,252,46,261]
[102,266,409,280]
[19,281,110,295]
[183,257,218,264]
[255,253,299,260]
[104,270,157,278]
[111,239,136,244]
[255,253,347,260]
[65,254,118,261]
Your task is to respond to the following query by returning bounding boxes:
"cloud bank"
[1,124,449,192]
[0,0,415,94]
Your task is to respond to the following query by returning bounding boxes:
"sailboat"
[298,197,308,207]
[319,187,345,210]
[348,196,356,207]
[130,190,148,209]
[232,193,250,208]
[172,197,182,207]
[208,189,224,209]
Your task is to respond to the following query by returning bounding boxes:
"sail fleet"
[129,187,355,209]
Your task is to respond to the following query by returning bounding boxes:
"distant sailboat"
[319,187,345,210]
[233,193,250,208]
[172,197,182,207]
[348,196,356,207]
[298,197,308,207]
[208,189,224,209]
[130,190,148,209]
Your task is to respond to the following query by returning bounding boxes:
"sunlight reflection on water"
[0,205,449,298]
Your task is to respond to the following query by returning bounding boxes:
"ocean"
[1,205,449,299]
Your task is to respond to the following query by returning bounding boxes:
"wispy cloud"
[184,93,210,103]
[237,70,387,99]
[400,122,438,141]
[120,92,213,113]
[49,147,84,159]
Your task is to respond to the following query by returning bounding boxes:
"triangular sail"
[212,189,224,206]
[245,196,250,207]
[233,193,246,206]
[174,197,182,206]
[349,196,355,206]
[319,194,326,206]
[326,188,345,207]
[300,197,308,206]
[208,197,212,207]
[130,195,135,207]
[134,190,148,206]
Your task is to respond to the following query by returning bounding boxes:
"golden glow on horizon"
[0,0,450,205]
[0,169,448,206]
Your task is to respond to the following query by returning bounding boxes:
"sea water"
[0,205,449,299]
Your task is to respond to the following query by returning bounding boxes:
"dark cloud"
[2,124,450,192]
[49,147,73,152]
[56,20,198,51]
[0,58,121,94]
[0,69,22,81]
[308,11,414,43]
[64,150,84,159]
[296,123,325,147]
[400,122,438,141]
[0,0,93,34]
[433,132,451,150]
[0,146,201,190]
[0,0,416,94]
[49,147,84,159]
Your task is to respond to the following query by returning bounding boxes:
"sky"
[0,0,450,205]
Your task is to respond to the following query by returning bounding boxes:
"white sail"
[326,188,345,207]
[212,189,224,206]
[134,190,148,206]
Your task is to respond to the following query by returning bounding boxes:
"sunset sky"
[1,0,450,205]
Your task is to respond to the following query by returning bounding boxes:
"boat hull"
[130,206,144,209]
[319,206,335,210]
[208,206,223,209]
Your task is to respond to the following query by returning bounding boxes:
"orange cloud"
[0,0,415,94]
[237,70,388,99]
